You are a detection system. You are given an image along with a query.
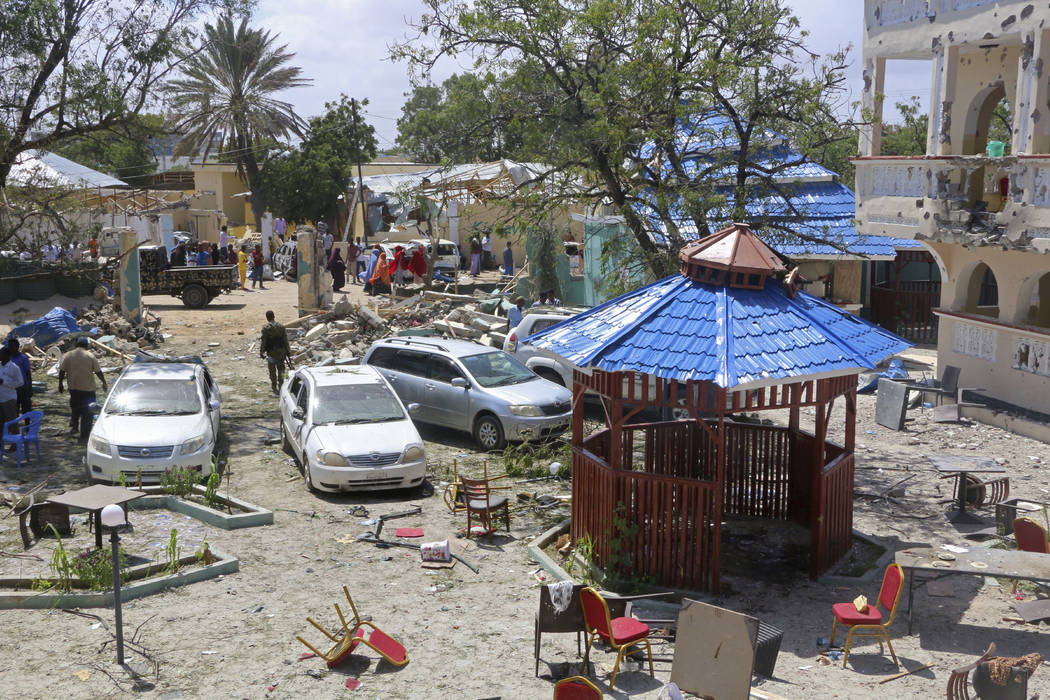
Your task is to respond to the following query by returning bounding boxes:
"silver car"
[362,337,572,450]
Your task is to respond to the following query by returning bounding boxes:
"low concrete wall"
[127,486,273,529]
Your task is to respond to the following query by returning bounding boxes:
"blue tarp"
[5,306,91,347]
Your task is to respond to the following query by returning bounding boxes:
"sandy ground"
[0,278,1048,699]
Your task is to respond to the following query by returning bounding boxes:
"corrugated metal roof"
[525,274,911,388]
[9,150,127,188]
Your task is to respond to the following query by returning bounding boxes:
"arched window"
[963,262,999,318]
[1022,272,1050,329]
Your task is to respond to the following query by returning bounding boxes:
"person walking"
[219,225,229,252]
[354,237,367,280]
[481,232,493,270]
[260,311,292,394]
[502,241,514,278]
[0,347,24,442]
[7,338,32,416]
[408,245,427,283]
[57,337,106,442]
[368,251,391,296]
[251,244,266,289]
[237,245,248,290]
[345,238,361,284]
[469,235,481,276]
[329,248,347,292]
[507,296,526,332]
[320,222,333,262]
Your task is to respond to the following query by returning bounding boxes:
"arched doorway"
[962,262,999,318]
[961,86,1012,210]
[1021,271,1050,329]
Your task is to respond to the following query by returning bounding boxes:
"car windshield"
[106,379,201,415]
[313,383,405,425]
[437,244,456,256]
[460,351,535,388]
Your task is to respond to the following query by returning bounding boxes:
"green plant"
[573,534,597,586]
[165,528,181,574]
[70,547,127,591]
[160,468,198,498]
[502,441,571,479]
[204,470,222,509]
[33,524,72,592]
[195,535,213,565]
[114,471,128,487]
[605,502,640,586]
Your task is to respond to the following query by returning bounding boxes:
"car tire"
[303,454,318,492]
[473,413,505,451]
[182,283,208,308]
[535,368,565,387]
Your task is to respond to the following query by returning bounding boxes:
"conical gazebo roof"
[525,224,911,389]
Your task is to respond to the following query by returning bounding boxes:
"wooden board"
[875,379,908,431]
[1012,599,1050,623]
[671,599,758,699]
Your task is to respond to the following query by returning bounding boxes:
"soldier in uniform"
[259,310,292,394]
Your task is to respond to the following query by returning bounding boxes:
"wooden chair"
[946,643,996,700]
[554,675,602,699]
[947,474,1010,509]
[579,587,654,688]
[295,586,408,669]
[829,563,904,668]
[536,583,586,676]
[460,475,510,535]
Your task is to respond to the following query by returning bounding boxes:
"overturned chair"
[295,586,408,669]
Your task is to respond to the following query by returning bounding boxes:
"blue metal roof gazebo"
[526,224,910,590]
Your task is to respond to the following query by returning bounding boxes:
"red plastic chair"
[579,587,654,688]
[828,563,903,668]
[553,675,602,699]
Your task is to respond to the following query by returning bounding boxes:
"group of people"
[0,339,32,446]
[323,240,427,296]
[27,240,95,263]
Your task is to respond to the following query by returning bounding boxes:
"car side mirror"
[292,407,305,420]
[450,378,469,389]
[407,402,421,415]
[208,398,220,411]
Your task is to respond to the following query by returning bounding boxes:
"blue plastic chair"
[1,410,43,468]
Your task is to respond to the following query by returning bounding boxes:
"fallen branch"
[878,663,933,684]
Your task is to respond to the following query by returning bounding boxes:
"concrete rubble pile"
[77,302,163,350]
[287,290,510,366]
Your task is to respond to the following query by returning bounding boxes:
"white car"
[409,238,461,273]
[504,309,579,386]
[279,366,427,493]
[86,361,221,483]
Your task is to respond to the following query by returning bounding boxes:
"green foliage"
[165,528,181,575]
[393,0,857,279]
[204,471,222,509]
[396,73,515,163]
[881,97,929,157]
[160,468,198,498]
[35,524,72,592]
[571,503,645,592]
[502,441,571,479]
[71,547,127,591]
[114,471,128,488]
[0,0,228,207]
[195,534,212,565]
[263,95,379,224]
[530,220,562,302]
[166,13,309,227]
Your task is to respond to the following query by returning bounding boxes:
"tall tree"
[0,0,239,242]
[880,97,929,156]
[392,0,854,278]
[263,96,378,225]
[167,14,309,228]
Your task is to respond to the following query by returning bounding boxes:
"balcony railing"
[868,0,1015,28]
[854,155,1050,249]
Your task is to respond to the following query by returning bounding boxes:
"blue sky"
[255,0,931,150]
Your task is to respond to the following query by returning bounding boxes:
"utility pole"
[351,99,368,245]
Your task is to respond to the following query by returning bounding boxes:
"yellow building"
[855,0,1050,414]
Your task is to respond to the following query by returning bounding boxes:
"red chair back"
[878,563,904,612]
[553,676,602,699]
[580,587,612,640]
[1014,517,1050,554]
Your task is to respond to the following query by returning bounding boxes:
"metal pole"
[110,527,125,665]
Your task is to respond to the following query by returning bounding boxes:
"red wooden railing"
[811,451,855,578]
[870,281,941,344]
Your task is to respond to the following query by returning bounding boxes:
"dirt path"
[0,280,1048,699]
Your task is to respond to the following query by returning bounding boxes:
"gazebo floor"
[720,515,810,588]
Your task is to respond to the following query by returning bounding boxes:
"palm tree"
[167,15,309,228]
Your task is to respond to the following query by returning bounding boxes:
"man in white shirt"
[0,346,25,439]
[219,225,229,251]
[321,223,333,261]
[481,233,493,270]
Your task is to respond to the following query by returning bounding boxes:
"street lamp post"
[100,503,126,666]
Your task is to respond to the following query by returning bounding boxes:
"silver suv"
[362,337,572,450]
